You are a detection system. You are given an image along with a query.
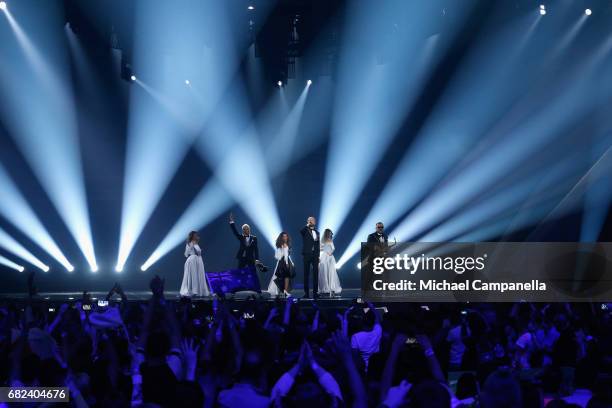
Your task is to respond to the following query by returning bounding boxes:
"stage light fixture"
[131,75,136,81]
[319,1,470,235]
[307,79,312,86]
[185,79,190,85]
[91,265,98,272]
[115,265,123,273]
[540,9,546,15]
[0,2,6,11]
[248,5,255,10]
[585,9,592,15]
[277,80,282,87]
[357,262,361,269]
[540,4,545,9]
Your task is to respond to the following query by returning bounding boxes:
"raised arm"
[367,302,381,326]
[380,333,408,401]
[229,219,241,240]
[332,330,366,408]
[416,334,446,384]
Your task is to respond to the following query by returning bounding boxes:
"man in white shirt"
[351,304,382,369]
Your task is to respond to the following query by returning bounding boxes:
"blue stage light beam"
[0,4,97,271]
[419,157,585,243]
[0,228,49,271]
[388,36,609,245]
[319,0,475,235]
[194,84,282,247]
[0,164,73,271]
[537,143,612,239]
[390,92,598,244]
[266,83,311,176]
[580,140,612,242]
[265,77,333,176]
[140,179,231,271]
[141,82,310,270]
[336,12,544,268]
[0,254,25,272]
[117,0,273,272]
[116,0,236,272]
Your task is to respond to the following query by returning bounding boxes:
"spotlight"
[277,80,282,87]
[0,2,6,11]
[140,265,147,271]
[185,79,190,85]
[115,264,123,272]
[540,9,546,15]
[307,79,312,86]
[91,265,98,272]
[19,266,25,272]
[67,265,74,272]
[42,265,50,272]
[585,8,592,15]
[248,5,255,10]
[130,75,136,81]
[539,4,545,9]
[357,262,361,269]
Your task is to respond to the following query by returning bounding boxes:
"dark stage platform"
[0,288,362,304]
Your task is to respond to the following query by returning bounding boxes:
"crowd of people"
[1,273,612,407]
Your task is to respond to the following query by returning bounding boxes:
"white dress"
[180,242,210,297]
[318,241,341,294]
[267,246,293,296]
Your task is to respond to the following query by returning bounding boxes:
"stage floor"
[0,288,362,303]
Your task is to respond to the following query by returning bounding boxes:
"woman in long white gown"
[180,231,210,297]
[267,232,294,297]
[318,228,341,296]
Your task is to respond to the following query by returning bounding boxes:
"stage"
[0,288,362,304]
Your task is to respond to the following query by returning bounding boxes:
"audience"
[0,273,611,407]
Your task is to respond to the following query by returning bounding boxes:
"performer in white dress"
[180,231,210,297]
[318,229,341,296]
[267,232,295,297]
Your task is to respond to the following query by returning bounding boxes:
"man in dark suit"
[367,222,389,248]
[229,213,260,269]
[300,216,320,299]
[367,222,391,261]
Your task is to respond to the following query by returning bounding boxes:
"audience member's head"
[480,368,522,408]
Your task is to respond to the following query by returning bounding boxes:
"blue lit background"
[1,0,612,293]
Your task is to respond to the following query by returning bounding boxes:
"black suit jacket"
[367,232,390,260]
[300,226,320,257]
[230,222,259,262]
[367,232,389,247]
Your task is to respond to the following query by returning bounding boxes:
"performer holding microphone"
[300,216,320,299]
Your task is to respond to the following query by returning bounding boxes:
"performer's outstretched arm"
[229,218,241,240]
